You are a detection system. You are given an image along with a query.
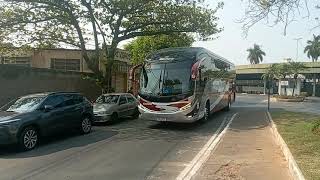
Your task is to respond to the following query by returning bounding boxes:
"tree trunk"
[313,73,316,97]
[292,78,296,96]
[105,43,117,93]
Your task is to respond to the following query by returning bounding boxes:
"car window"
[42,95,65,108]
[5,96,45,113]
[127,95,135,103]
[63,94,76,106]
[72,94,84,104]
[119,96,127,105]
[96,95,119,104]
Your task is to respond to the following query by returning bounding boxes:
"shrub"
[312,120,320,135]
[273,95,304,99]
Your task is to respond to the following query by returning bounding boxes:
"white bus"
[135,47,235,123]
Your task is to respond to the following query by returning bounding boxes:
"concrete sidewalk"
[193,110,292,180]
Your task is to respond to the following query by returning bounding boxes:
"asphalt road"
[0,109,236,180]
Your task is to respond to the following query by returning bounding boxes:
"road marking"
[176,113,238,180]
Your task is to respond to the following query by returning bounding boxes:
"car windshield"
[96,95,119,104]
[4,96,45,113]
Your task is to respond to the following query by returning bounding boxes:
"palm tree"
[304,34,320,96]
[289,62,306,96]
[247,44,266,64]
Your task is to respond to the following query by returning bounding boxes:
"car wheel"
[111,113,118,122]
[132,108,140,119]
[80,116,92,134]
[19,126,39,151]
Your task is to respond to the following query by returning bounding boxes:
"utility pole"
[267,77,271,111]
[293,37,302,61]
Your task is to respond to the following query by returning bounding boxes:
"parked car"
[93,93,139,122]
[0,92,93,151]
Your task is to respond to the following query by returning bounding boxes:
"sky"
[192,0,320,65]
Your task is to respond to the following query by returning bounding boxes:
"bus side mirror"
[191,61,201,80]
[142,66,148,88]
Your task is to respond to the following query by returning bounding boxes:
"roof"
[21,92,81,98]
[150,47,234,65]
[236,62,320,75]
[101,93,132,96]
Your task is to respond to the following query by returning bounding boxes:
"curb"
[267,112,305,180]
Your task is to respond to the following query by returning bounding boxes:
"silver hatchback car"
[93,93,139,122]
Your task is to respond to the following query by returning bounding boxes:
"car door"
[61,94,83,128]
[39,95,67,135]
[126,95,137,116]
[118,95,129,117]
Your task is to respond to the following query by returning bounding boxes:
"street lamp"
[293,37,302,61]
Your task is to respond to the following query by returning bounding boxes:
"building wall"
[0,65,101,106]
[33,49,91,73]
[2,48,132,93]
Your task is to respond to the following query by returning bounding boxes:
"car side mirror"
[44,105,54,112]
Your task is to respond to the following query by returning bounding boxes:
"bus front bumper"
[139,108,201,123]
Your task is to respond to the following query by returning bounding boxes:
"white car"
[93,93,139,122]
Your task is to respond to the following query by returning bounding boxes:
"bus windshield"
[140,60,194,97]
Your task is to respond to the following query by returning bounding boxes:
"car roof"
[101,93,133,96]
[20,92,81,98]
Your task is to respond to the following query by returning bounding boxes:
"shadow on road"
[94,116,138,126]
[0,128,118,158]
[228,107,270,132]
[99,109,236,143]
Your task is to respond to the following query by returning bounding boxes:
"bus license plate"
[157,117,167,121]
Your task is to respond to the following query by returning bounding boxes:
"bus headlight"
[180,103,192,111]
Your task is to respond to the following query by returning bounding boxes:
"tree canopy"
[247,44,266,64]
[125,33,194,65]
[304,34,320,62]
[240,0,319,36]
[0,0,223,92]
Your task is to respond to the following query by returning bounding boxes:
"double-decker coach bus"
[137,47,235,123]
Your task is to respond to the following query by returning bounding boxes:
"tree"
[240,0,318,36]
[305,35,320,62]
[0,0,222,92]
[304,34,320,96]
[288,62,306,96]
[278,63,292,96]
[247,44,266,64]
[125,33,194,65]
[262,64,279,81]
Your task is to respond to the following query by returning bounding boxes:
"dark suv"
[0,92,93,151]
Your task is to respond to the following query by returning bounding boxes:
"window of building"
[3,57,31,67]
[113,61,130,73]
[51,58,80,72]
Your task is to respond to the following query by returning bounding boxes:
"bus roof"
[149,47,234,66]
